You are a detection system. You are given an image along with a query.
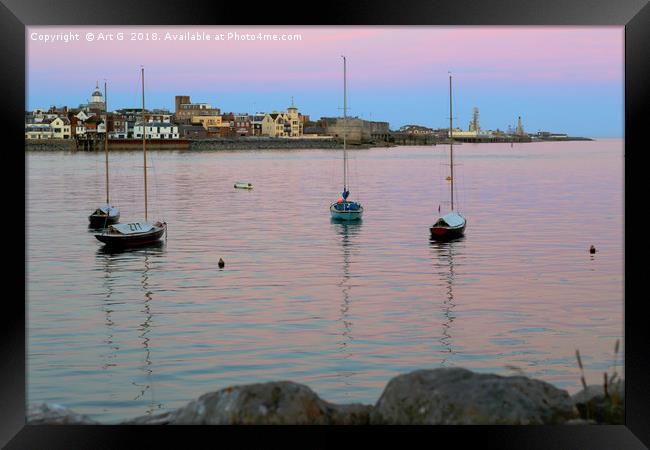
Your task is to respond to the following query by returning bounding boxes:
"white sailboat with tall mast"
[89,81,120,228]
[330,55,363,220]
[430,73,466,240]
[95,67,167,247]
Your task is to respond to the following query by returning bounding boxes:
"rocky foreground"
[27,368,624,425]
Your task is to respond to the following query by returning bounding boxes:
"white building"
[25,124,53,139]
[134,122,180,139]
[49,117,72,139]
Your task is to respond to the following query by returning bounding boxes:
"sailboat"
[430,73,466,240]
[330,56,363,221]
[95,67,167,247]
[89,81,120,228]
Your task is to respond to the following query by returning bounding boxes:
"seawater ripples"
[27,141,624,422]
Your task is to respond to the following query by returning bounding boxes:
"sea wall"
[189,137,342,150]
[26,367,623,425]
[25,137,369,151]
[24,139,76,151]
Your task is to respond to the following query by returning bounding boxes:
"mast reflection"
[332,219,362,398]
[96,242,165,416]
[430,237,464,366]
[97,249,119,384]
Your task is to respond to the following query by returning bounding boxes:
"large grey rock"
[370,368,579,425]
[123,381,372,425]
[27,403,100,425]
[572,380,624,424]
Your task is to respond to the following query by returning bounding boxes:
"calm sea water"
[27,140,624,423]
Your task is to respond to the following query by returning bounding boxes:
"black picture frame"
[2,0,648,447]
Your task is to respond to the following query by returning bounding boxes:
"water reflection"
[96,241,165,255]
[331,219,362,397]
[132,251,157,415]
[430,237,464,366]
[95,243,166,416]
[99,248,119,389]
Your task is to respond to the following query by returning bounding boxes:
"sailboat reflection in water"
[96,243,165,416]
[333,220,362,398]
[430,238,464,366]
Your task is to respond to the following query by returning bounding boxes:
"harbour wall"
[25,138,393,151]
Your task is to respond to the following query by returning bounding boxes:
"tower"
[287,97,300,136]
[516,116,524,136]
[469,106,480,132]
[86,81,106,112]
[175,95,190,114]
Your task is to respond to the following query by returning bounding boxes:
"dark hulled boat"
[88,204,120,228]
[430,212,466,240]
[95,221,166,247]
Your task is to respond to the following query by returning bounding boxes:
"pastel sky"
[27,26,623,137]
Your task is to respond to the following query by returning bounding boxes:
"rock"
[370,368,579,425]
[27,403,100,425]
[565,418,597,425]
[120,411,174,425]
[126,381,372,425]
[572,380,624,424]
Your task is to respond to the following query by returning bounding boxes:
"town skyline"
[28,26,623,137]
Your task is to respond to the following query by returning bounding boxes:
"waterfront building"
[83,115,105,135]
[399,124,434,135]
[49,117,71,139]
[251,113,266,136]
[220,113,253,137]
[25,123,53,140]
[262,112,289,137]
[107,113,130,139]
[321,117,390,143]
[178,124,208,139]
[175,95,221,124]
[133,121,180,139]
[191,115,224,130]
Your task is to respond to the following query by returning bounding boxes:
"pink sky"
[28,26,622,87]
[27,26,624,136]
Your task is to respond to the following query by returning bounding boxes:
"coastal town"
[25,82,589,150]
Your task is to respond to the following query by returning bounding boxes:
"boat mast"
[449,73,454,212]
[141,66,148,222]
[342,55,347,194]
[104,81,110,205]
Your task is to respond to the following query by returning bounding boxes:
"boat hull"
[430,223,466,241]
[330,204,363,221]
[88,212,120,228]
[95,226,165,247]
